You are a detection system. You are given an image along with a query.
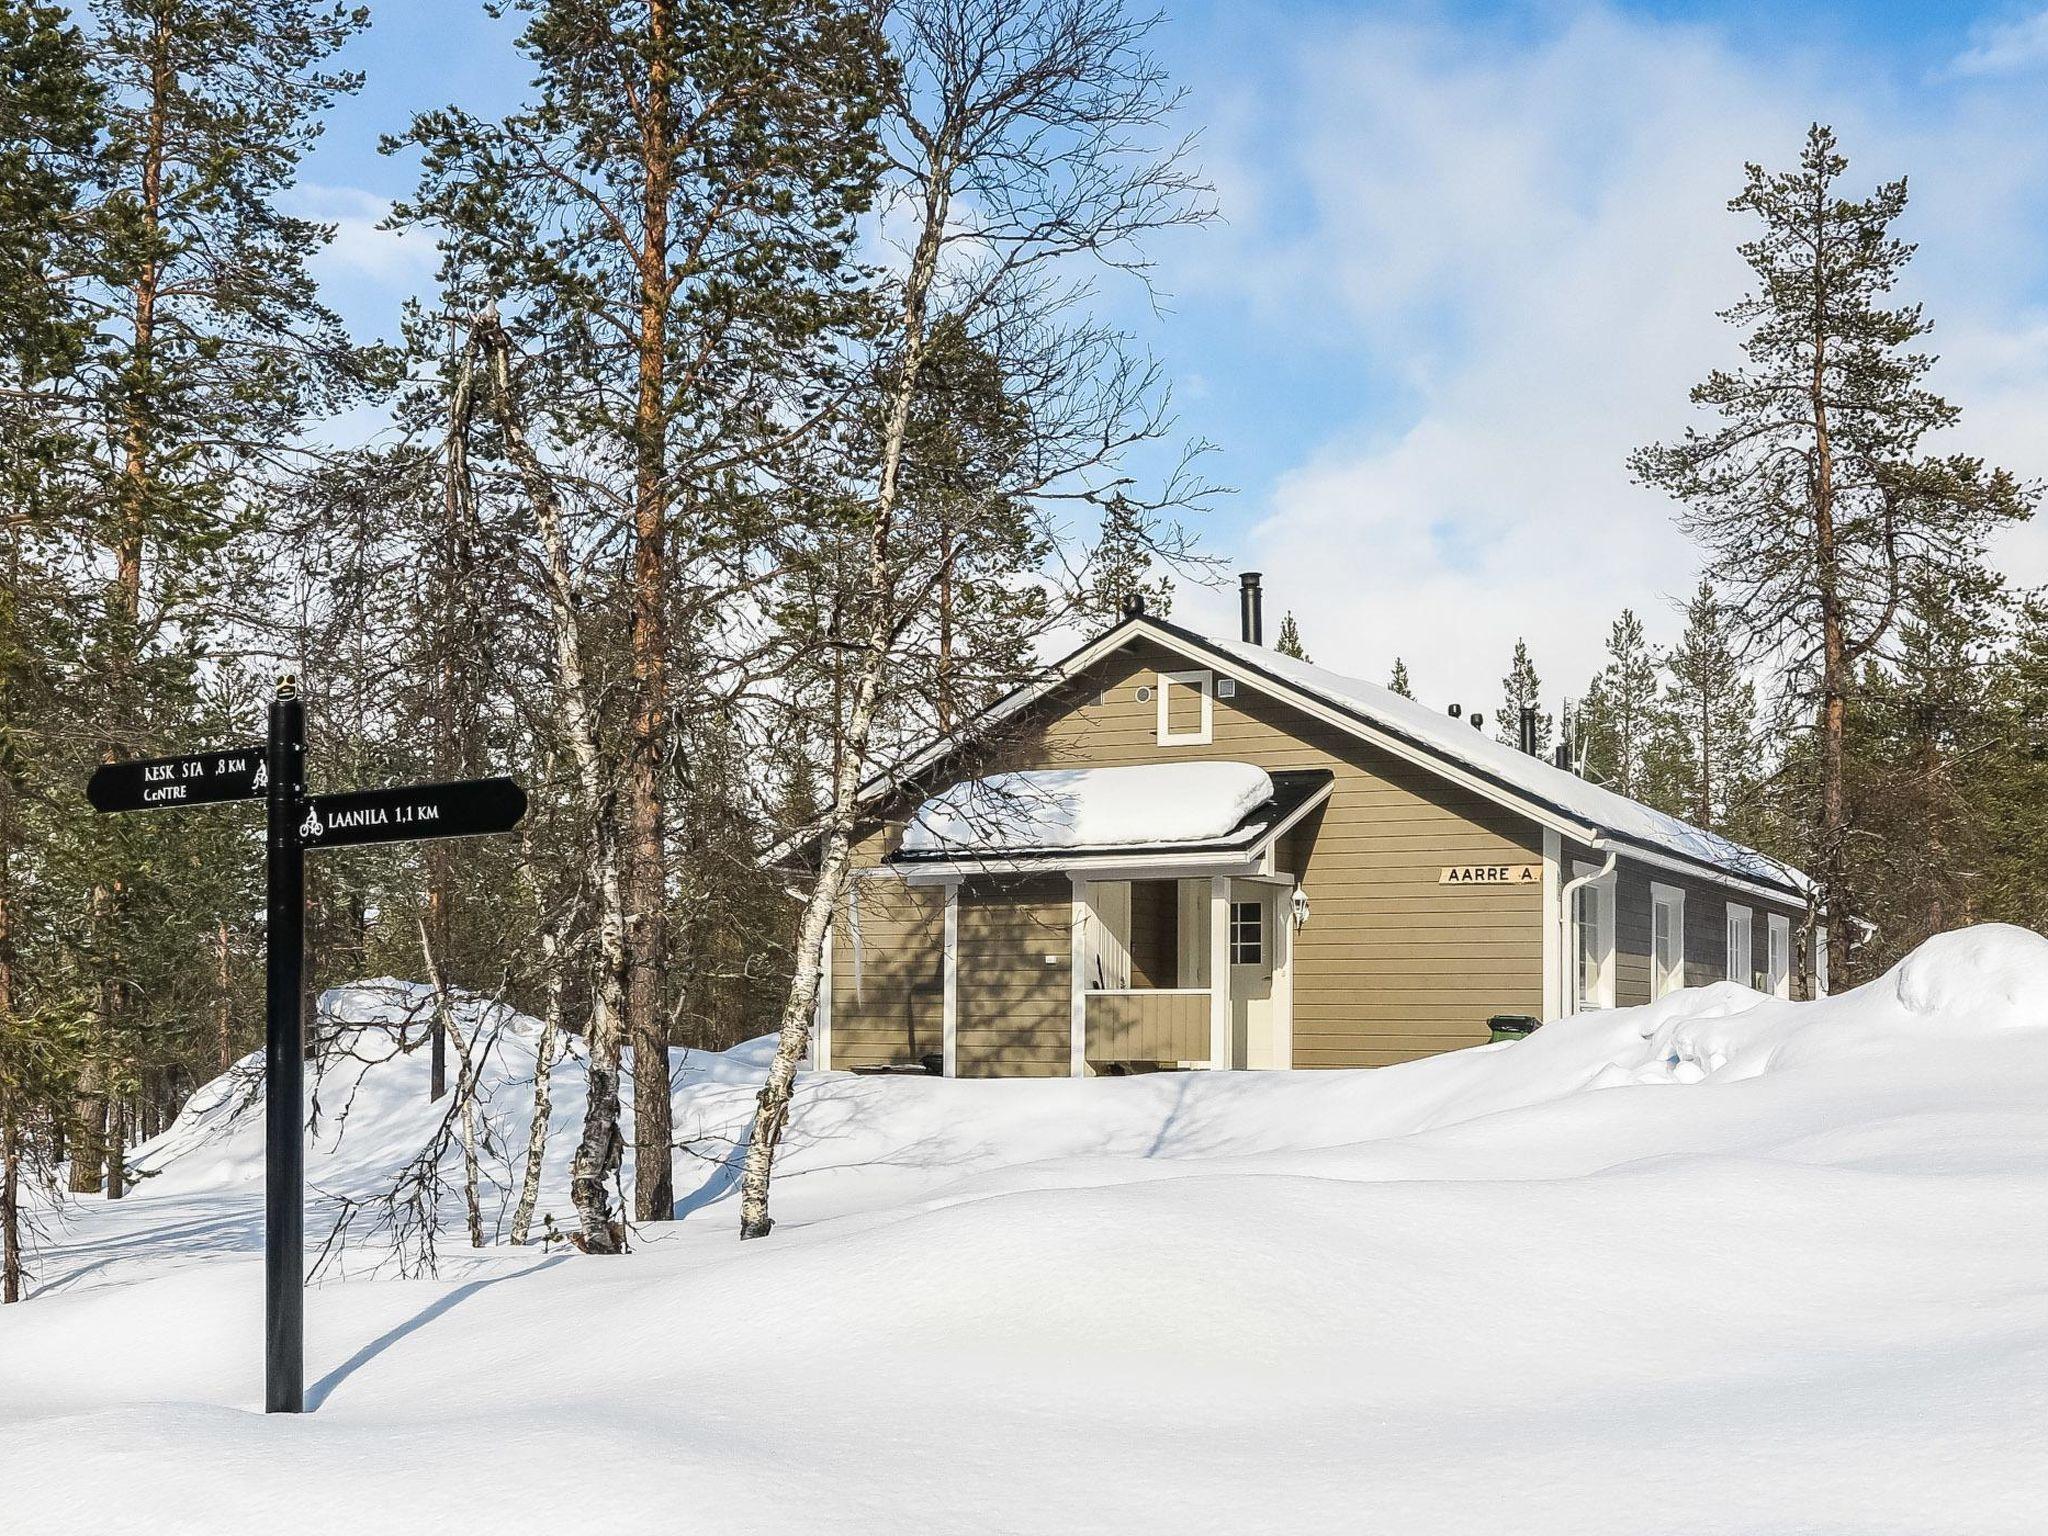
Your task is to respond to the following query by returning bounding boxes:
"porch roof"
[891,764,1333,870]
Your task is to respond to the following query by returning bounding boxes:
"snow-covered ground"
[4,927,2047,1534]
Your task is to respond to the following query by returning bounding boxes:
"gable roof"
[853,612,1812,903]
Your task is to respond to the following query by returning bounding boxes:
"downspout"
[1557,849,1617,1016]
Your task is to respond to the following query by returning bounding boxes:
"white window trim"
[1650,882,1686,998]
[1725,902,1752,987]
[1156,669,1214,746]
[1814,925,1829,996]
[1571,859,1616,1011]
[1766,913,1792,999]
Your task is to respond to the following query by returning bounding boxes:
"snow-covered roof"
[1192,631,1810,896]
[901,762,1278,857]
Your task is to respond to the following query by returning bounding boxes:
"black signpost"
[87,676,526,1414]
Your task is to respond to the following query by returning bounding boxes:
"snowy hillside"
[4,926,2047,1534]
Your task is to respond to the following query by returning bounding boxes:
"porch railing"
[1085,989,1210,1067]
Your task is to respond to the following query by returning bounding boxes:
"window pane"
[1229,900,1263,965]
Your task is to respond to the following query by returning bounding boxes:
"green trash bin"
[1487,1013,1540,1043]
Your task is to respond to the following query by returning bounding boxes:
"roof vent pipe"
[1448,703,1462,719]
[1519,705,1538,756]
[1239,571,1263,645]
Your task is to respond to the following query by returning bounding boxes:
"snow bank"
[902,761,1274,852]
[5,927,2047,1535]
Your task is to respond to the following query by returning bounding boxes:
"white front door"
[1228,883,1278,1068]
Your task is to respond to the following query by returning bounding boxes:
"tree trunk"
[511,925,567,1246]
[215,919,233,1070]
[479,315,631,1254]
[625,0,678,1226]
[68,1062,102,1195]
[0,824,20,1301]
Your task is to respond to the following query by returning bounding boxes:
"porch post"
[1209,875,1231,1070]
[1068,876,1087,1077]
[942,879,959,1078]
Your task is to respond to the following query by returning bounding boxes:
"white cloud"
[1950,8,2048,77]
[284,183,437,288]
[1167,5,2048,715]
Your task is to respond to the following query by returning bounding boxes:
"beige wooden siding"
[955,876,1072,1076]
[1085,991,1208,1066]
[829,877,943,1070]
[1023,641,1545,1066]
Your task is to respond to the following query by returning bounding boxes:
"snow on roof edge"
[1183,627,1811,898]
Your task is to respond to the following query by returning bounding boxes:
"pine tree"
[1388,658,1413,698]
[1273,612,1309,661]
[1496,639,1551,751]
[1630,124,2034,984]
[1578,611,1658,797]
[1645,581,1755,830]
[43,0,374,1195]
[397,0,887,1237]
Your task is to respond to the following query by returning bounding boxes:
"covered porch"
[845,761,1330,1076]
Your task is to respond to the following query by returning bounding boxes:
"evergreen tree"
[1388,657,1413,698]
[1273,612,1309,661]
[1085,494,1173,623]
[1630,124,2034,984]
[1645,581,1755,831]
[45,0,375,1195]
[1847,566,2008,967]
[1578,610,1658,797]
[1496,638,1551,751]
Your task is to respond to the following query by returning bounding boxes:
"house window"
[1156,670,1213,745]
[1651,883,1686,998]
[1571,861,1615,1011]
[1725,903,1753,987]
[1228,900,1264,965]
[1766,913,1792,999]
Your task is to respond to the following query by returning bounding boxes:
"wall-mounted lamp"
[1291,883,1310,931]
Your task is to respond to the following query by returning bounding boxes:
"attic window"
[1156,670,1213,745]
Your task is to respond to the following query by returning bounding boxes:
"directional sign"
[87,745,267,813]
[297,775,527,851]
[82,682,529,1415]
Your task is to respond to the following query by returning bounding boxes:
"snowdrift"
[4,925,2046,1535]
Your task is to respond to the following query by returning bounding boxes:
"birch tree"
[740,0,1212,1239]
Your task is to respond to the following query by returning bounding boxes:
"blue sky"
[291,0,2048,713]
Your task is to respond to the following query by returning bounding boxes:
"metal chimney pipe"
[1520,705,1538,755]
[1239,572,1263,645]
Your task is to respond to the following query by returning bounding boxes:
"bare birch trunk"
[739,177,953,1240]
[511,925,566,1246]
[477,313,631,1254]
